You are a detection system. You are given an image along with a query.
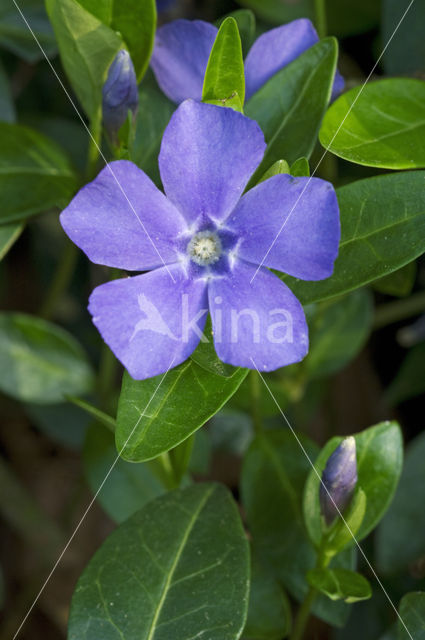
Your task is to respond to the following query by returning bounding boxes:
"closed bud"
[102,50,138,140]
[319,436,357,527]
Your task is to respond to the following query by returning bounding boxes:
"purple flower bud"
[319,436,357,527]
[102,50,138,139]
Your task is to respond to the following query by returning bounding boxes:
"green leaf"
[385,342,425,406]
[286,171,425,305]
[234,0,314,24]
[307,568,372,603]
[190,316,236,378]
[376,431,425,574]
[216,9,255,57]
[373,261,416,298]
[0,313,95,404]
[306,290,373,378]
[202,17,245,109]
[303,421,403,548]
[259,159,290,183]
[0,123,77,224]
[320,79,425,169]
[243,553,292,640]
[45,0,123,120]
[398,592,425,640]
[131,78,175,186]
[77,0,156,81]
[290,157,310,177]
[84,423,164,523]
[246,38,337,179]
[241,429,354,627]
[383,0,425,76]
[210,408,253,457]
[0,60,15,123]
[0,222,23,260]
[116,363,248,461]
[0,0,56,62]
[68,483,250,640]
[323,488,367,555]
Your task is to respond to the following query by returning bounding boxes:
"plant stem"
[314,0,327,39]
[86,111,102,181]
[97,344,118,411]
[250,370,263,434]
[374,290,425,329]
[39,240,78,320]
[289,586,318,640]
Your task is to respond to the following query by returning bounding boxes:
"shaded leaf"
[0,60,15,122]
[0,0,56,62]
[398,592,425,640]
[385,342,425,406]
[0,222,23,260]
[0,313,94,403]
[307,568,372,603]
[68,483,250,640]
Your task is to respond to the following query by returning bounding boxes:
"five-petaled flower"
[60,100,340,380]
[151,18,344,105]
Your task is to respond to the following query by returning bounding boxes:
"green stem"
[39,241,78,320]
[170,434,195,486]
[86,111,102,181]
[97,344,118,411]
[289,586,318,640]
[250,370,263,434]
[148,453,179,490]
[314,0,327,39]
[374,290,425,329]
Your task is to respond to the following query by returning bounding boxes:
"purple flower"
[60,100,340,380]
[320,436,358,526]
[151,18,344,105]
[102,50,139,140]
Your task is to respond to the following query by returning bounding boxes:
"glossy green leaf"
[45,0,122,120]
[287,171,425,304]
[68,483,250,640]
[320,79,425,169]
[0,0,56,62]
[190,317,236,378]
[0,60,15,123]
[77,0,156,81]
[131,80,175,186]
[307,568,372,603]
[0,313,95,403]
[290,157,310,177]
[243,554,291,640]
[259,159,290,184]
[0,123,77,224]
[216,9,255,57]
[385,342,425,406]
[202,17,245,109]
[116,363,248,461]
[0,222,23,260]
[306,290,373,377]
[246,38,337,180]
[374,261,416,298]
[84,423,164,523]
[303,421,403,547]
[398,592,425,640]
[241,429,354,627]
[376,431,425,574]
[383,0,425,76]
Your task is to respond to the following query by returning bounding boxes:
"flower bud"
[102,50,138,140]
[319,436,357,527]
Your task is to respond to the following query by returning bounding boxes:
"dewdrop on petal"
[319,436,358,527]
[102,50,138,141]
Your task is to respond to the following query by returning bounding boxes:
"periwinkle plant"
[2,2,424,640]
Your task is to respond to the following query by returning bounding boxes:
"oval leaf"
[303,421,403,547]
[68,483,250,640]
[0,313,94,403]
[287,171,425,304]
[320,79,425,169]
[116,363,247,461]
[202,17,245,108]
[246,37,337,179]
[398,592,425,640]
[0,123,77,224]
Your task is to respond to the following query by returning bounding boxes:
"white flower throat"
[187,230,222,266]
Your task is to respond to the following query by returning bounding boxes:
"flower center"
[187,230,222,266]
